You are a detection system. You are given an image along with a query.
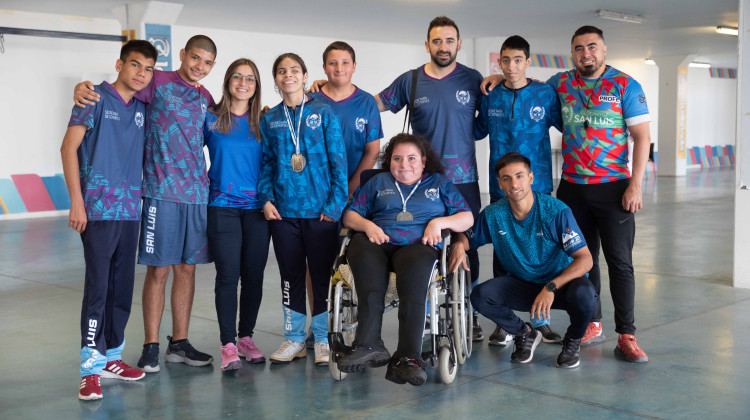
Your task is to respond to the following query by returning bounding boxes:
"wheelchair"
[326,228,473,384]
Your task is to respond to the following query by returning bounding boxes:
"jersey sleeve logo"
[639,94,647,104]
[355,117,367,133]
[424,188,440,201]
[135,111,144,128]
[306,113,322,129]
[529,106,545,122]
[456,90,470,105]
[562,226,582,251]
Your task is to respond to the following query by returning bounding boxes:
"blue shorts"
[137,197,211,266]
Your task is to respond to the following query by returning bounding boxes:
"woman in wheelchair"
[340,133,474,386]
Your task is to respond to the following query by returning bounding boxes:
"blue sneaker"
[137,343,160,373]
[165,336,213,367]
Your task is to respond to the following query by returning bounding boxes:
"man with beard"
[375,17,486,339]
[482,25,651,362]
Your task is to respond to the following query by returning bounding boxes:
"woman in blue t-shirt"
[203,58,269,371]
[339,133,474,386]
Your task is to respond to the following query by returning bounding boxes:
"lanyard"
[394,178,422,213]
[282,96,305,154]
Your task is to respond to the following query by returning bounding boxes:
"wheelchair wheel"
[437,345,457,384]
[451,267,472,364]
[329,281,357,381]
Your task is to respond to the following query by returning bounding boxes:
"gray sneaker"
[165,336,213,366]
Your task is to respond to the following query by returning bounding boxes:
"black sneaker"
[137,343,160,373]
[385,357,427,386]
[535,324,562,343]
[488,325,513,346]
[165,336,214,366]
[472,314,484,342]
[556,336,581,368]
[337,345,391,373]
[510,323,542,364]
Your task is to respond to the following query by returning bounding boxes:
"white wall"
[0,9,443,182]
[686,67,737,149]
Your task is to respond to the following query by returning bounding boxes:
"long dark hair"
[210,58,262,140]
[380,133,444,174]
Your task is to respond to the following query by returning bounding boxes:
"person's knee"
[146,266,170,284]
[571,279,597,316]
[172,263,196,282]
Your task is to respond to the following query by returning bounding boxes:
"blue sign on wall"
[145,23,171,71]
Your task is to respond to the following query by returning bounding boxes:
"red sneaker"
[101,360,146,381]
[78,374,102,400]
[615,334,648,363]
[580,322,606,346]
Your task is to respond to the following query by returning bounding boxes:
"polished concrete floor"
[1,167,748,419]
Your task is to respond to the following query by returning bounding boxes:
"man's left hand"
[530,289,554,321]
[621,183,643,213]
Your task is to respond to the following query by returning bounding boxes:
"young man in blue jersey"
[62,40,157,400]
[449,153,597,369]
[475,35,563,346]
[311,41,383,198]
[74,35,219,373]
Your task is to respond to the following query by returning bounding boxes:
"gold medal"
[291,153,306,172]
[396,211,414,222]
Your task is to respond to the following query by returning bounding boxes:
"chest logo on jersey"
[104,110,120,121]
[164,94,183,105]
[561,106,574,125]
[424,188,439,201]
[598,95,620,104]
[498,230,507,236]
[376,188,396,197]
[134,112,144,128]
[270,120,289,129]
[355,117,367,133]
[201,103,207,114]
[456,90,471,105]
[529,106,545,122]
[306,113,322,129]
[415,97,429,106]
[488,108,504,118]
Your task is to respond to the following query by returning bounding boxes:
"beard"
[431,50,457,68]
[576,60,604,78]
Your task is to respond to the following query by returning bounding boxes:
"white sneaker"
[269,340,306,364]
[314,342,330,366]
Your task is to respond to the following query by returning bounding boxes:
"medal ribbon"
[282,95,305,155]
[394,178,422,214]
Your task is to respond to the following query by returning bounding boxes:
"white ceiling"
[2,0,741,67]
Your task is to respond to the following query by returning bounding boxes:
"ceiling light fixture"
[644,59,656,65]
[688,62,711,68]
[596,9,645,24]
[716,26,739,36]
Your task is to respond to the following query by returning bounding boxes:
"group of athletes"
[61,15,651,400]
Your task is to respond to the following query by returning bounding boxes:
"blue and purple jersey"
[257,96,348,220]
[136,70,214,204]
[474,80,561,199]
[68,82,146,221]
[204,111,262,209]
[347,171,470,246]
[547,66,650,184]
[379,63,483,184]
[309,87,383,179]
[468,192,586,283]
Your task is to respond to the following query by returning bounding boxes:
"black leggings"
[208,207,270,345]
[557,179,636,334]
[347,233,438,359]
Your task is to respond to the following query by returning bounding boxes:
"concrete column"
[735,0,750,289]
[652,55,694,176]
[111,1,183,70]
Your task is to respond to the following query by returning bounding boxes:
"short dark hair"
[571,25,604,44]
[494,152,531,174]
[427,16,459,40]
[380,133,444,175]
[120,40,157,62]
[184,34,217,58]
[272,52,308,76]
[323,41,356,64]
[500,35,530,59]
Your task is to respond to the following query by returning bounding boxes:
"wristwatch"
[545,281,558,293]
